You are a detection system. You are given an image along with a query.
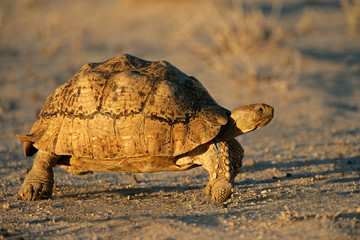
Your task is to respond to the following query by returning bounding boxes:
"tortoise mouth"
[253,115,273,131]
[250,123,262,132]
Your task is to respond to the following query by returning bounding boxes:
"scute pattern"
[102,71,153,116]
[24,54,229,158]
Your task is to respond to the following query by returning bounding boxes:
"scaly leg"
[19,150,59,201]
[202,139,244,203]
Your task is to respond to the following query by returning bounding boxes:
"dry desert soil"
[1,0,360,239]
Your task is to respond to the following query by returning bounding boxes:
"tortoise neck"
[216,117,244,142]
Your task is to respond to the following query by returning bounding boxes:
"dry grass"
[183,0,288,52]
[175,0,302,93]
[340,0,360,36]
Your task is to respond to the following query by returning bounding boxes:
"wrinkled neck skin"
[217,117,243,142]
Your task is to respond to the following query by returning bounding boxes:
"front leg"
[19,150,59,201]
[202,139,244,203]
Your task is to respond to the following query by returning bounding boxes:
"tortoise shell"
[20,54,229,159]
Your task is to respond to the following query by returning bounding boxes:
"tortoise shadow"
[54,184,204,201]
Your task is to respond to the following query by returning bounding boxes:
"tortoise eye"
[258,107,263,113]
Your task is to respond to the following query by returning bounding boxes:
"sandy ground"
[1,0,360,239]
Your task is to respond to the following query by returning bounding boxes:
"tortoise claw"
[19,179,53,201]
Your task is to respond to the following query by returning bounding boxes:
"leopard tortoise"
[17,54,274,203]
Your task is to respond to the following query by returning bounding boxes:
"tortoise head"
[218,104,274,141]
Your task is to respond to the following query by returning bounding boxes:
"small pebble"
[315,175,323,180]
[3,203,10,209]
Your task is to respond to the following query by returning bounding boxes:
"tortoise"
[17,54,273,203]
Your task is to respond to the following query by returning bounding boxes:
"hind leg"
[201,139,244,203]
[19,150,59,201]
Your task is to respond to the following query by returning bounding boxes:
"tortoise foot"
[19,177,53,201]
[205,178,233,204]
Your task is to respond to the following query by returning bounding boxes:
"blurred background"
[1,0,359,160]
